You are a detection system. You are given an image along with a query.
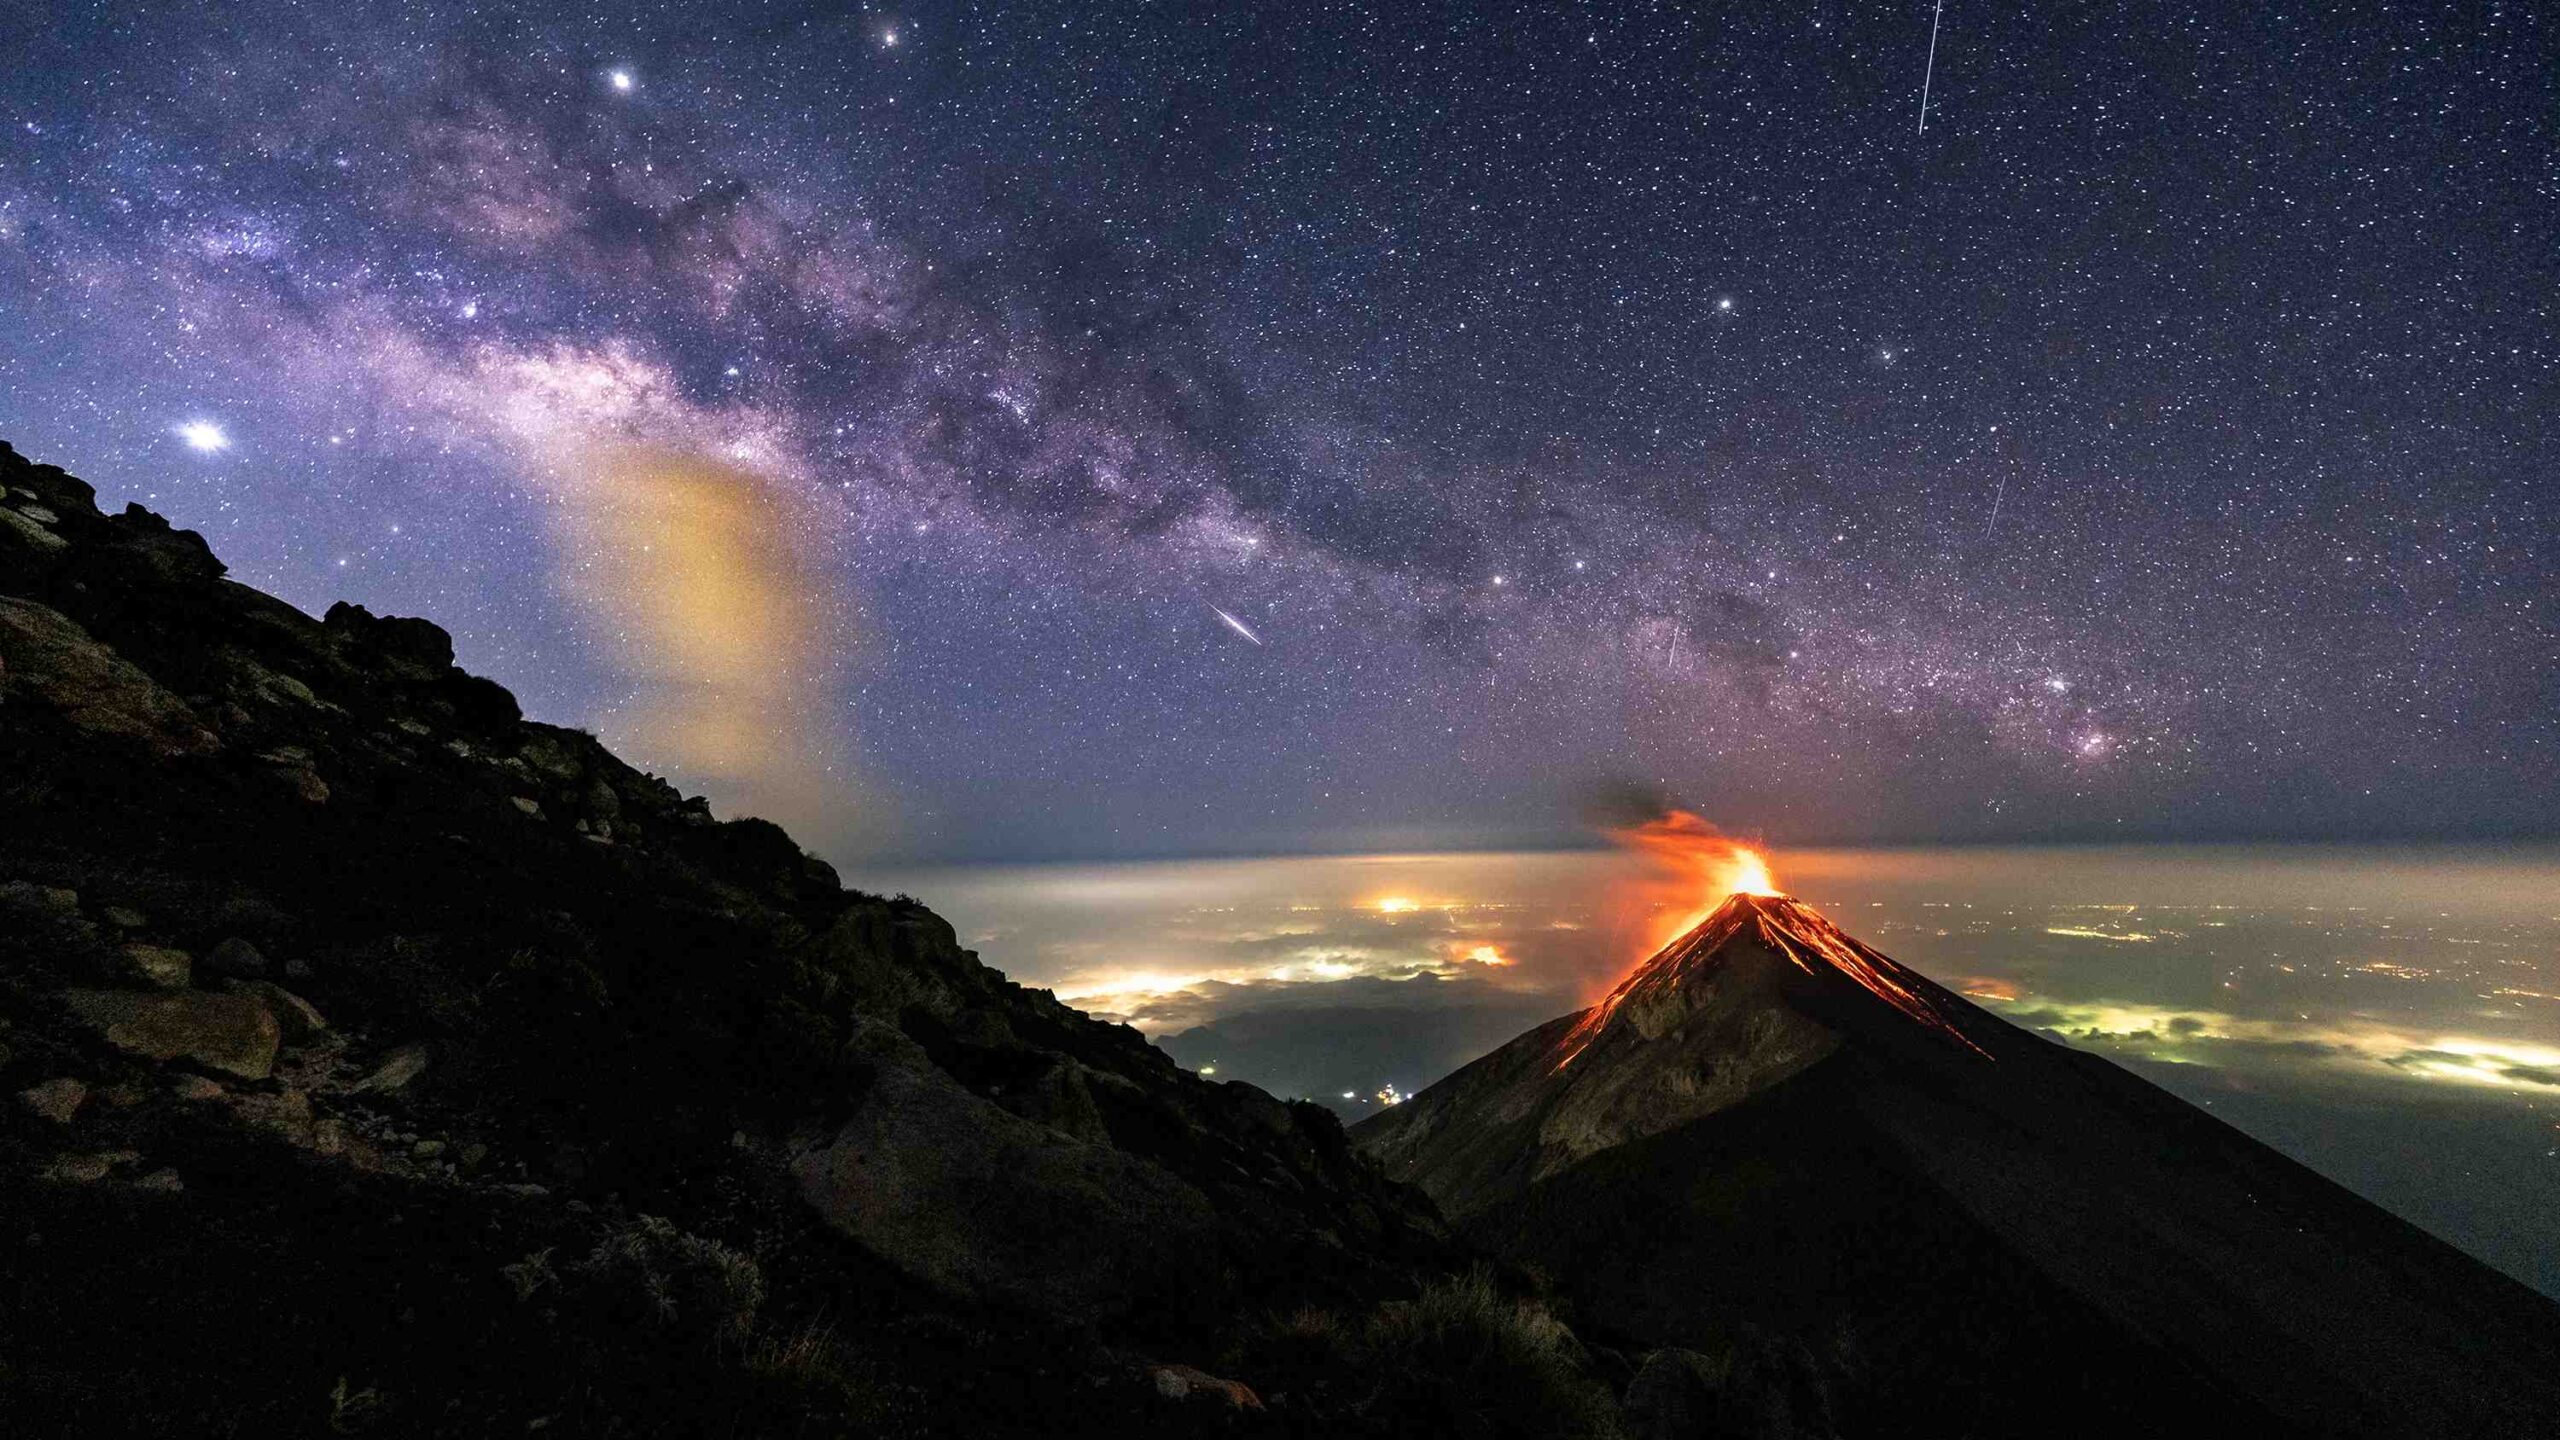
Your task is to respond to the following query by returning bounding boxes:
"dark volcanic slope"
[1353,892,2560,1439]
[0,442,1458,1437]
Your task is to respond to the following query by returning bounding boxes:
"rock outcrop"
[63,988,282,1080]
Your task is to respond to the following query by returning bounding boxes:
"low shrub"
[1265,1268,1624,1439]
[574,1214,766,1349]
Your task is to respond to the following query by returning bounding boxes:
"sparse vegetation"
[574,1215,766,1349]
[1263,1268,1625,1439]
[500,1247,557,1303]
[742,1317,912,1429]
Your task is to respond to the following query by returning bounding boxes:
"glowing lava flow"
[1553,887,1993,1072]
[1748,897,1992,1060]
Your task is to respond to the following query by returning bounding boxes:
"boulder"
[229,1088,315,1146]
[794,1062,1223,1322]
[0,881,80,916]
[118,943,193,990]
[1146,1362,1264,1410]
[200,937,269,979]
[0,504,68,552]
[223,979,328,1043]
[803,906,981,1019]
[43,1152,122,1184]
[357,1043,429,1093]
[0,598,220,757]
[63,989,281,1080]
[19,1077,87,1125]
[321,601,454,671]
[256,748,330,804]
[1003,1053,1112,1144]
[98,504,224,585]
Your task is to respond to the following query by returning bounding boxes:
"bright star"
[176,421,229,453]
[609,69,634,92]
[882,29,900,47]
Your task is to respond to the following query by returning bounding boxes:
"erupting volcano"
[1351,868,2560,1439]
[1558,815,1987,1074]
[1556,889,1992,1072]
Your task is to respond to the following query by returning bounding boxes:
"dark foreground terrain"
[0,442,1642,1437]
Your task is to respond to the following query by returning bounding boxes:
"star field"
[0,0,2551,859]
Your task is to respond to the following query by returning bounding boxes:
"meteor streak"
[1213,606,1264,645]
[1918,0,1945,135]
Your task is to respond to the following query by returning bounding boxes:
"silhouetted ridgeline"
[0,441,1642,1438]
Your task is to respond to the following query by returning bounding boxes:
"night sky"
[3,1,2551,861]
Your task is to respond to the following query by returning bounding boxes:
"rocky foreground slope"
[1354,892,2560,1439]
[0,442,1650,1437]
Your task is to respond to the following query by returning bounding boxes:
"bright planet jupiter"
[0,1,2550,862]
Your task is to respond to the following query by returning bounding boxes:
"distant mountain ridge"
[1354,891,2560,1437]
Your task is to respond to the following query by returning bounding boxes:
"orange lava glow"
[1606,809,1783,961]
[1552,892,1994,1071]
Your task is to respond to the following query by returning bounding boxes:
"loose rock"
[0,506,68,552]
[0,598,219,757]
[63,989,281,1080]
[19,1077,87,1125]
[1147,1363,1265,1410]
[0,881,80,916]
[358,1043,429,1093]
[42,1151,135,1184]
[118,943,193,990]
[222,979,328,1043]
[200,937,269,979]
